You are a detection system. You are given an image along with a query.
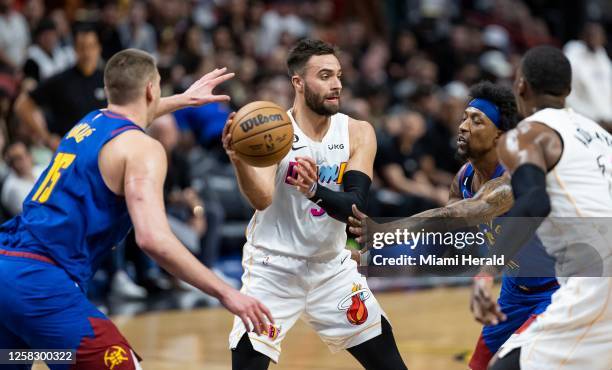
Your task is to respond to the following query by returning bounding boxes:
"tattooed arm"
[348,173,514,241]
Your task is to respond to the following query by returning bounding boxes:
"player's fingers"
[208,72,235,88]
[295,157,317,176]
[223,133,232,149]
[259,302,274,324]
[207,94,231,103]
[240,314,252,333]
[296,158,317,175]
[471,302,484,323]
[302,156,317,167]
[295,166,315,183]
[253,306,269,334]
[348,226,363,235]
[202,67,225,80]
[352,204,367,221]
[493,304,507,322]
[287,177,308,192]
[483,310,500,326]
[247,310,262,335]
[286,176,299,186]
[348,216,362,228]
[222,113,235,135]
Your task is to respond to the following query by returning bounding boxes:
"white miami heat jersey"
[525,108,612,217]
[245,110,351,258]
[526,108,612,275]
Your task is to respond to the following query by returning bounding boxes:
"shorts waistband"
[0,249,57,266]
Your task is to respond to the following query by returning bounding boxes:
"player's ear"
[494,129,502,145]
[145,81,153,103]
[292,74,304,93]
[517,77,527,97]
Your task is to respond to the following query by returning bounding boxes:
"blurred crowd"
[0,0,610,304]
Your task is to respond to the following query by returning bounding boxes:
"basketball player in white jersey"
[479,46,612,370]
[222,39,407,370]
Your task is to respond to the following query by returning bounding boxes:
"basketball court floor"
[33,286,484,370]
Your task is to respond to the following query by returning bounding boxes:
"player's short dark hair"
[469,81,519,132]
[104,49,157,105]
[287,38,338,76]
[521,46,572,97]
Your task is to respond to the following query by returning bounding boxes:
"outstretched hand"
[348,204,370,244]
[182,67,235,106]
[220,288,275,336]
[470,275,506,326]
[286,157,318,198]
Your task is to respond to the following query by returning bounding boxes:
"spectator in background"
[257,0,309,56]
[149,116,207,258]
[375,109,448,216]
[564,22,612,131]
[15,24,105,151]
[118,0,157,56]
[97,0,123,62]
[0,93,8,195]
[23,18,75,85]
[22,0,44,32]
[424,82,468,175]
[0,0,30,71]
[1,142,44,216]
[50,9,73,50]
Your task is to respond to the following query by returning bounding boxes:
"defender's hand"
[348,204,374,245]
[222,112,240,163]
[181,67,234,106]
[470,275,506,325]
[286,156,318,198]
[220,288,274,336]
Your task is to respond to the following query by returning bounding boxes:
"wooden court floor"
[35,286,485,370]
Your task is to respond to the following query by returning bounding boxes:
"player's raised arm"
[154,67,235,118]
[222,112,277,210]
[103,131,273,334]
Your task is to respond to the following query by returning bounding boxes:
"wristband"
[306,181,317,198]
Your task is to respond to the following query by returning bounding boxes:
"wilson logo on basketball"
[337,283,370,325]
[240,113,284,132]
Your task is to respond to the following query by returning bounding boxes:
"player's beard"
[304,83,340,116]
[456,143,493,163]
[455,149,468,163]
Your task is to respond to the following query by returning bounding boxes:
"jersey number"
[32,152,76,203]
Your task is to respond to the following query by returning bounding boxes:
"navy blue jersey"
[458,162,557,288]
[0,110,143,289]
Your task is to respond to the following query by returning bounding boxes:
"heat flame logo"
[337,283,370,325]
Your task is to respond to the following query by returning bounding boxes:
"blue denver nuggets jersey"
[458,163,556,288]
[0,110,143,289]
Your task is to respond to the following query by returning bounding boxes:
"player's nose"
[331,76,342,90]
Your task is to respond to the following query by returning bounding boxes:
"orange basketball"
[231,101,293,167]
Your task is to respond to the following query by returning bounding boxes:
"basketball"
[230,101,294,167]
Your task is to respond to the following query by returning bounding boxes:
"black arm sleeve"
[308,170,371,223]
[488,163,551,267]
